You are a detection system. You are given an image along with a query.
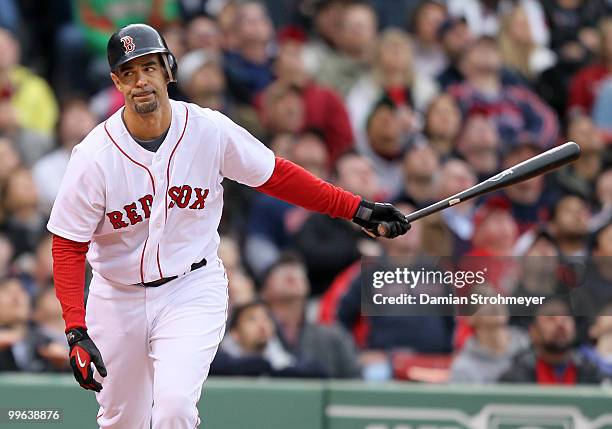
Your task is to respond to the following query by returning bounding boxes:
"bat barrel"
[403,142,581,224]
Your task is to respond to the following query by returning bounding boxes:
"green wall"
[1,374,612,428]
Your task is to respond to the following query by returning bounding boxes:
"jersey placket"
[141,104,188,282]
[143,151,169,282]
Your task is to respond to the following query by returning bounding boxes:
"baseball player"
[49,24,409,429]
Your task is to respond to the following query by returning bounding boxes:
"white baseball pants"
[85,257,228,429]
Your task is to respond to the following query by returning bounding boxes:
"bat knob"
[377,223,389,238]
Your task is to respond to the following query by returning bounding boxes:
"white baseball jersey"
[48,100,275,285]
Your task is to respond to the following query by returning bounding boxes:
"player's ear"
[110,72,122,92]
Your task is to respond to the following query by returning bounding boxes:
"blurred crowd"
[2,0,612,385]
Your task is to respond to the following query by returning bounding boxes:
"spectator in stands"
[0,168,46,258]
[568,17,612,116]
[292,151,377,294]
[268,133,294,158]
[423,93,462,158]
[436,16,475,89]
[416,212,458,257]
[260,82,305,137]
[455,114,500,181]
[548,194,590,257]
[580,302,612,379]
[338,202,455,366]
[470,197,519,257]
[0,28,58,137]
[396,142,440,208]
[211,300,327,377]
[223,1,275,103]
[449,299,529,383]
[292,152,379,295]
[438,15,525,90]
[178,50,227,111]
[598,181,612,212]
[302,0,349,75]
[500,142,550,233]
[56,0,179,94]
[0,0,20,35]
[463,196,519,298]
[269,32,353,165]
[0,137,21,190]
[291,131,330,179]
[218,235,243,280]
[218,235,257,309]
[510,227,563,325]
[0,278,33,371]
[535,36,592,120]
[160,26,189,106]
[0,234,13,279]
[161,24,188,62]
[216,1,240,52]
[593,169,612,226]
[542,0,606,56]
[32,100,97,213]
[408,0,448,79]
[316,2,378,96]
[449,36,559,149]
[592,78,612,136]
[32,234,53,293]
[0,101,53,168]
[360,96,414,196]
[30,287,70,372]
[260,254,360,378]
[228,270,256,308]
[346,29,438,161]
[186,15,223,54]
[552,114,604,201]
[435,158,477,256]
[448,0,549,45]
[244,132,327,278]
[499,298,601,384]
[572,219,612,316]
[497,5,556,82]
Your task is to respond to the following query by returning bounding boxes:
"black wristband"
[353,199,375,222]
[66,327,89,347]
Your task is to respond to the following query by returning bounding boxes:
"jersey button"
[155,222,161,228]
[155,155,162,161]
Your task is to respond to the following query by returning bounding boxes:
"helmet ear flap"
[168,53,178,81]
[161,52,178,83]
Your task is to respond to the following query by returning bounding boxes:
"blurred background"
[3,0,612,427]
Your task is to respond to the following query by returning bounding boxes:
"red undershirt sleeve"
[255,157,361,220]
[51,234,90,332]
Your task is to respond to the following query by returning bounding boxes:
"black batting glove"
[352,199,410,238]
[66,327,107,392]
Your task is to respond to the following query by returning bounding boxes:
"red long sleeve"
[256,157,361,219]
[51,235,90,332]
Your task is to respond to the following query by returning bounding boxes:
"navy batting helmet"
[107,24,178,82]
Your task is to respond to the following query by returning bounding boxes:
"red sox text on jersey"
[106,187,210,229]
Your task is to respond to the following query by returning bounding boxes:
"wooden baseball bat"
[377,141,581,237]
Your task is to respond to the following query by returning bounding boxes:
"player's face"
[111,54,168,115]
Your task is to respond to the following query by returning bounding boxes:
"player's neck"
[123,100,172,141]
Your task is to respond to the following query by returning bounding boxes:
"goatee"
[135,100,158,114]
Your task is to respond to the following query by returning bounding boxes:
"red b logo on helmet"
[120,36,135,54]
